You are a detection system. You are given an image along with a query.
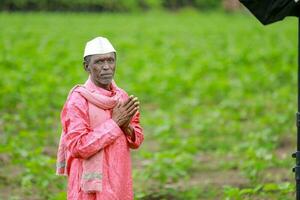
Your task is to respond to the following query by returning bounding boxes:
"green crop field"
[0,10,298,200]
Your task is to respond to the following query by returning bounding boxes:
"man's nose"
[103,62,109,69]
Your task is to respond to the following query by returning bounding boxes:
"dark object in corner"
[240,0,299,25]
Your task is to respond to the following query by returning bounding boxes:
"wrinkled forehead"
[91,52,116,60]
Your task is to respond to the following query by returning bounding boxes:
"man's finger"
[113,102,118,110]
[125,97,138,110]
[126,101,139,113]
[123,95,134,107]
[115,101,121,109]
[128,107,138,116]
[130,106,139,117]
[124,97,136,110]
[127,111,136,120]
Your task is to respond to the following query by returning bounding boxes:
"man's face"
[85,52,116,88]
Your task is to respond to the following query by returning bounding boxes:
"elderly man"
[56,37,144,200]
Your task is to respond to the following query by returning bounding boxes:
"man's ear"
[83,61,90,72]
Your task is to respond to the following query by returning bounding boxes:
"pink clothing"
[57,78,144,200]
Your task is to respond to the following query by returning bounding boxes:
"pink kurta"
[60,78,144,200]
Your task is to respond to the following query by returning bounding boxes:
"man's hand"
[112,95,139,127]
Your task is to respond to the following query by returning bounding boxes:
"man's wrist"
[124,124,134,136]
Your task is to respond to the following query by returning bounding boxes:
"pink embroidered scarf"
[56,80,122,193]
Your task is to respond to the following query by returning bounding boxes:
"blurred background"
[0,0,298,199]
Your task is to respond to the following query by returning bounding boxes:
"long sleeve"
[126,111,144,149]
[62,92,123,159]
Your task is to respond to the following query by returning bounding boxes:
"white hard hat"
[83,36,116,58]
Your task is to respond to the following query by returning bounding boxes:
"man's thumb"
[116,100,121,107]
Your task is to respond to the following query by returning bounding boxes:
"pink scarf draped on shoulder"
[56,80,122,193]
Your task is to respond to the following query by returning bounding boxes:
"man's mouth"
[100,74,112,78]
